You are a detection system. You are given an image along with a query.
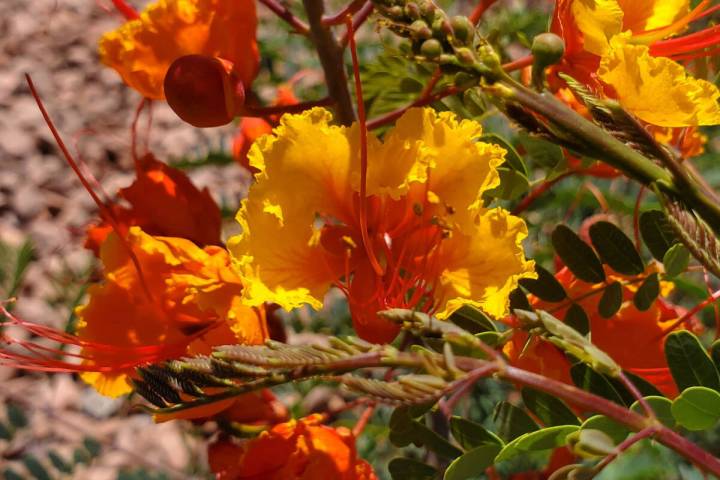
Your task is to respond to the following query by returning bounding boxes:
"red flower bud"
[164,54,245,128]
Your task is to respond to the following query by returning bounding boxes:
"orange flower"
[2,227,283,423]
[208,414,377,480]
[85,153,221,254]
[99,0,259,100]
[505,266,692,397]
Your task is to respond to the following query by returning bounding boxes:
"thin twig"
[259,0,310,35]
[324,0,367,25]
[303,0,356,125]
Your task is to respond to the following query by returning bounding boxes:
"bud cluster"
[372,0,501,82]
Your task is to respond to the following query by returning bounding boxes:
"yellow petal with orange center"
[571,0,623,55]
[99,0,258,99]
[617,0,688,33]
[434,208,536,320]
[598,36,720,126]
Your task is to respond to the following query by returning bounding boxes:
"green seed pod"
[405,2,420,19]
[453,71,477,89]
[450,16,474,43]
[531,32,565,68]
[455,47,475,65]
[420,38,443,59]
[418,0,437,21]
[410,20,432,40]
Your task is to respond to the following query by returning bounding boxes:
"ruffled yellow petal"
[418,110,504,232]
[571,0,623,55]
[99,0,258,99]
[598,36,720,126]
[617,0,688,33]
[433,208,536,320]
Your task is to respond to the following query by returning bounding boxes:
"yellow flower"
[598,35,720,126]
[553,0,720,127]
[99,0,258,99]
[228,108,535,343]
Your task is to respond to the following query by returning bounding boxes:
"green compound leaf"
[564,303,590,336]
[552,225,605,284]
[493,401,539,442]
[388,458,438,480]
[444,444,501,480]
[589,221,644,275]
[449,306,497,334]
[521,389,580,426]
[665,331,720,392]
[633,273,660,311]
[639,210,678,261]
[671,386,720,431]
[662,244,690,277]
[449,417,503,451]
[519,265,567,302]
[485,167,530,201]
[630,396,675,428]
[495,425,579,463]
[580,415,630,445]
[598,281,622,318]
[570,364,631,406]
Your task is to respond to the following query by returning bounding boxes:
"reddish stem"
[594,426,658,474]
[367,86,459,129]
[502,55,534,73]
[657,287,720,337]
[111,0,139,20]
[25,74,153,302]
[352,404,376,437]
[258,0,310,35]
[511,170,575,215]
[339,2,374,47]
[243,97,334,117]
[469,0,499,24]
[324,0,367,25]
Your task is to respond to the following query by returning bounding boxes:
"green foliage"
[671,387,720,431]
[639,210,678,260]
[663,244,690,278]
[564,303,590,336]
[389,407,462,459]
[0,238,34,301]
[598,281,622,318]
[630,396,675,428]
[551,225,605,283]
[664,331,720,392]
[521,389,580,426]
[449,417,503,451]
[633,273,660,311]
[495,425,578,463]
[492,401,538,442]
[519,265,566,302]
[449,306,497,334]
[588,221,644,275]
[444,444,501,480]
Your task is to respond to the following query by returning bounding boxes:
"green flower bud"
[455,47,475,65]
[450,16,474,44]
[453,71,477,89]
[420,38,443,59]
[531,33,565,68]
[405,2,420,19]
[410,20,432,40]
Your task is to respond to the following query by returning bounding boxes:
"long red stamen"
[345,17,384,277]
[26,75,154,302]
[111,0,140,20]
[632,0,710,45]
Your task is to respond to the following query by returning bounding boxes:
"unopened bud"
[450,16,474,43]
[420,39,443,59]
[164,55,244,128]
[455,47,475,65]
[531,33,565,68]
[410,20,432,40]
[418,0,436,20]
[405,2,420,19]
[453,71,477,89]
[387,5,403,18]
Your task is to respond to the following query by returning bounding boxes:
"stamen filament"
[345,16,384,276]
